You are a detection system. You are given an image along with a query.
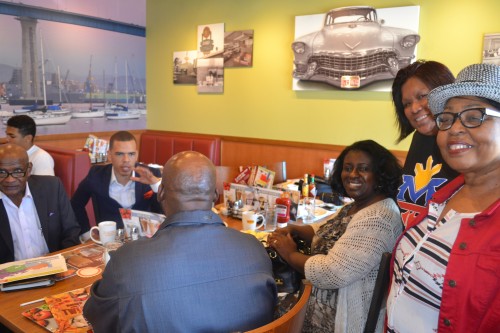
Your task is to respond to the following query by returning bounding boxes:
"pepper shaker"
[116,228,125,243]
[131,227,139,241]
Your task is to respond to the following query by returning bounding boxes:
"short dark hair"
[330,140,403,200]
[392,60,455,143]
[6,115,36,138]
[109,131,136,149]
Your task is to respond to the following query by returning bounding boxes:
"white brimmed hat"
[428,63,500,115]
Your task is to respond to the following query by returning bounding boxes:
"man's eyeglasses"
[435,108,500,131]
[0,168,30,179]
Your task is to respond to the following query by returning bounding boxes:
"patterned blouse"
[302,204,354,333]
[387,199,477,332]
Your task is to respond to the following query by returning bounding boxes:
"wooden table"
[0,209,332,332]
[0,244,103,333]
[216,204,333,230]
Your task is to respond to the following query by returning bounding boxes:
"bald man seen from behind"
[84,151,277,333]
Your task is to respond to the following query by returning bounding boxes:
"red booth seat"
[39,145,91,196]
[39,145,96,227]
[139,131,221,166]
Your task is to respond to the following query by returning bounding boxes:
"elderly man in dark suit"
[84,151,277,333]
[0,144,80,264]
[71,131,162,239]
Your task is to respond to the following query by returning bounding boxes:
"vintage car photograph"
[292,6,420,91]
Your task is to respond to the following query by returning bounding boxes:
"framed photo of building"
[482,33,500,65]
[224,30,254,68]
[197,58,224,94]
[173,50,197,85]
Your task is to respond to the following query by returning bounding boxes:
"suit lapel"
[29,178,49,240]
[135,181,145,205]
[103,165,113,197]
[0,200,14,255]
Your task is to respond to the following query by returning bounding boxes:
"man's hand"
[131,165,160,185]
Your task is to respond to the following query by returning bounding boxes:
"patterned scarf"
[312,203,354,255]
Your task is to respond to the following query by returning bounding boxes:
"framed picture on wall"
[197,23,224,59]
[224,30,254,68]
[292,5,420,92]
[482,33,500,65]
[197,58,224,94]
[173,50,197,85]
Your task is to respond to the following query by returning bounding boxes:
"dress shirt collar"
[157,210,224,233]
[110,167,135,186]
[0,181,33,201]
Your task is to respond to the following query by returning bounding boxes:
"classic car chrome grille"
[310,51,396,79]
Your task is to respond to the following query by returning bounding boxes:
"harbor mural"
[0,0,146,136]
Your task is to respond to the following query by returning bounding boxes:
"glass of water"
[263,205,277,232]
[302,197,316,224]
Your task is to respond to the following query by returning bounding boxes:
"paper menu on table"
[22,286,94,333]
[0,254,67,284]
[44,286,93,333]
[120,208,166,238]
[223,183,282,209]
[57,243,105,281]
[22,303,59,332]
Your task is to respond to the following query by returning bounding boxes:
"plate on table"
[241,230,269,242]
[313,207,328,216]
[299,199,324,206]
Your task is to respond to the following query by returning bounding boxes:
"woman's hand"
[272,226,292,236]
[268,232,297,262]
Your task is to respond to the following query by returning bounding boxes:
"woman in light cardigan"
[269,140,403,333]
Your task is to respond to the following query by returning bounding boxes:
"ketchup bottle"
[276,192,291,228]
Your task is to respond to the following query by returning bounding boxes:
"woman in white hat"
[386,63,500,333]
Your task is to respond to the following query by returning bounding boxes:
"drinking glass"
[103,241,123,265]
[302,197,315,224]
[263,205,277,232]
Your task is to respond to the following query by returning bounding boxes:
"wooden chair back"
[264,161,287,184]
[245,280,312,333]
[363,252,392,333]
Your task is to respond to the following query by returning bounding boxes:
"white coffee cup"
[242,211,265,231]
[90,221,117,245]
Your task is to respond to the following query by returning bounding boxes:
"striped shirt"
[387,199,477,333]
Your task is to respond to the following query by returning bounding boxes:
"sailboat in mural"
[6,31,72,126]
[72,55,105,118]
[106,61,141,120]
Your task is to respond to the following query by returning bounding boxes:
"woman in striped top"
[386,63,500,333]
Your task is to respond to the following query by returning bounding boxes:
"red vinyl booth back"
[40,145,96,227]
[139,132,221,166]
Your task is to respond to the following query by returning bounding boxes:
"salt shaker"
[131,227,139,241]
[116,228,125,243]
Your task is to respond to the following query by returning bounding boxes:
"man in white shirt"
[71,131,162,239]
[0,144,80,264]
[5,115,54,176]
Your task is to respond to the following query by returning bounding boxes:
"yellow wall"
[146,0,500,151]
